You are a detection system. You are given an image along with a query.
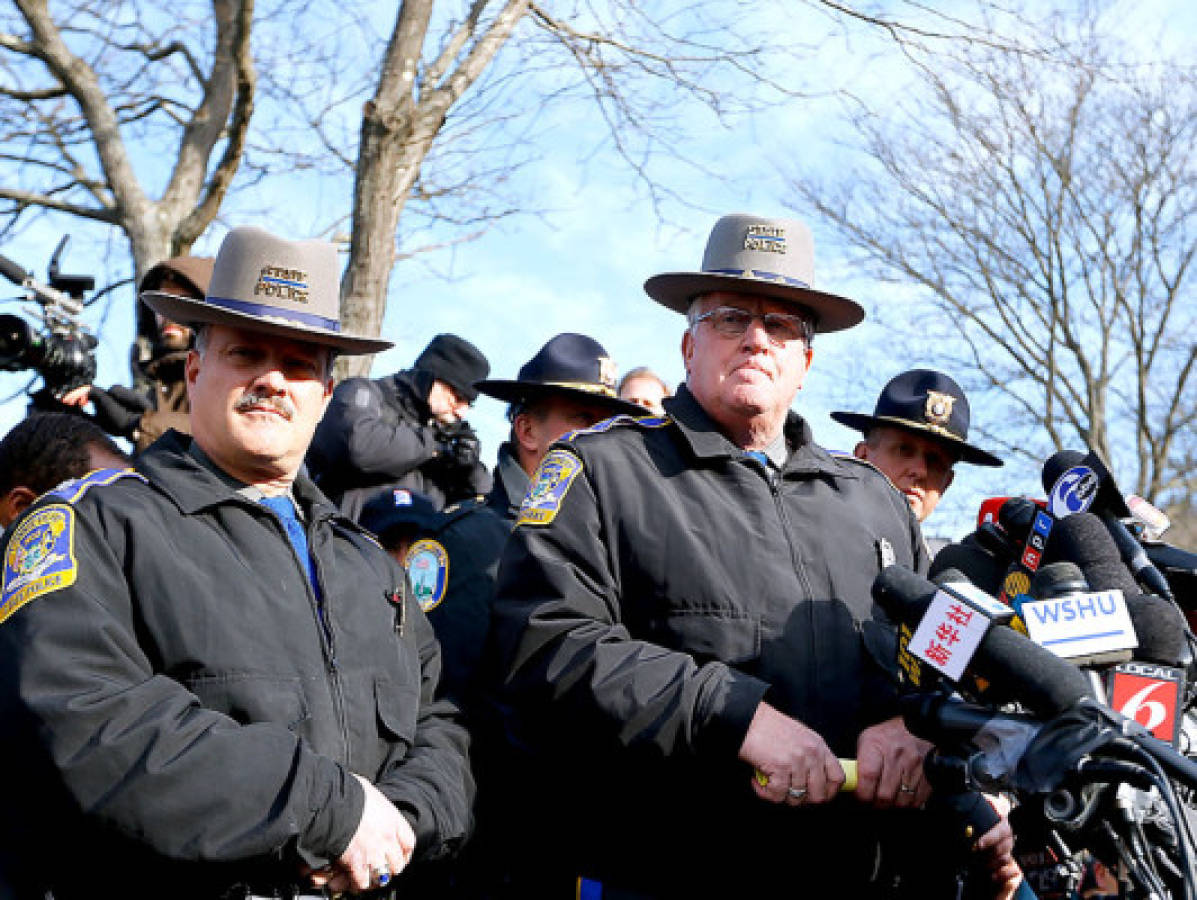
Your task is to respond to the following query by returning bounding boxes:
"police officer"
[307,333,492,517]
[478,332,644,523]
[832,368,1003,524]
[490,214,940,897]
[359,333,641,701]
[0,227,472,899]
[62,256,214,453]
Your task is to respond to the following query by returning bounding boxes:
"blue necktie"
[259,495,321,599]
[744,450,770,468]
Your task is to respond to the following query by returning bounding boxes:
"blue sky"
[1,0,1190,539]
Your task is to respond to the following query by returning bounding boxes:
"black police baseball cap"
[359,488,443,544]
[475,333,644,416]
[831,369,1003,467]
[413,334,489,403]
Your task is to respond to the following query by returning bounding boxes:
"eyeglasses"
[691,306,812,345]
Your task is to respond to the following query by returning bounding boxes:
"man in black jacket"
[307,333,492,518]
[0,227,472,899]
[491,214,993,896]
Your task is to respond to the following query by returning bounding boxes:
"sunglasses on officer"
[689,305,814,346]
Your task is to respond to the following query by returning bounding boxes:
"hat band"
[542,380,617,398]
[206,296,342,333]
[707,268,812,290]
[874,414,964,443]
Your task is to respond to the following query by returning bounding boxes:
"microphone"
[1043,514,1187,666]
[928,537,1008,596]
[1041,450,1174,601]
[1144,541,1197,612]
[1042,514,1189,744]
[997,497,1042,546]
[873,566,1094,717]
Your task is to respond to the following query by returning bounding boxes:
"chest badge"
[876,537,896,570]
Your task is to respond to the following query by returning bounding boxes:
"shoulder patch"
[1,504,78,624]
[562,413,671,442]
[404,538,449,612]
[48,467,144,504]
[516,448,584,527]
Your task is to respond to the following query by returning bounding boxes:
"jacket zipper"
[307,519,352,768]
[767,469,819,712]
[266,505,352,768]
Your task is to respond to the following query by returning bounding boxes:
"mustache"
[233,391,295,420]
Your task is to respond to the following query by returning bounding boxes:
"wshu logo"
[743,224,786,254]
[254,265,310,304]
[1022,589,1137,661]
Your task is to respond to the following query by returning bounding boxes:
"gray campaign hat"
[644,213,864,334]
[141,226,392,355]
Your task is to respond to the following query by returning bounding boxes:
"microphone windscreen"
[1043,512,1139,597]
[930,537,1007,596]
[1125,592,1188,666]
[971,624,1095,717]
[997,497,1040,544]
[873,565,937,625]
[1029,562,1088,600]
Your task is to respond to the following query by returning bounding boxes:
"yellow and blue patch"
[516,448,584,527]
[1,504,77,624]
[405,538,449,612]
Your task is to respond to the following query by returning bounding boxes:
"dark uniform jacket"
[490,386,928,895]
[307,370,491,518]
[0,431,472,899]
[412,497,510,702]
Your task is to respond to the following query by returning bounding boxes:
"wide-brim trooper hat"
[644,213,865,334]
[831,368,1003,467]
[141,226,392,355]
[475,333,644,416]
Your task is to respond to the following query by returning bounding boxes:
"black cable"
[1128,747,1197,900]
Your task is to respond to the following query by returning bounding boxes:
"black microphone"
[1145,541,1197,612]
[901,693,1042,756]
[1041,450,1174,601]
[997,497,1040,546]
[873,566,1095,717]
[928,537,1008,596]
[1043,513,1187,666]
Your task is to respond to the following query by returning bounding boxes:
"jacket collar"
[139,430,343,520]
[488,442,527,519]
[664,384,859,480]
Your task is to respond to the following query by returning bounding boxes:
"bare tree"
[789,8,1197,529]
[329,0,1062,377]
[0,0,254,277]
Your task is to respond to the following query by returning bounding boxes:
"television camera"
[0,235,97,402]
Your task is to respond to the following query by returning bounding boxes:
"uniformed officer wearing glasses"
[490,214,946,896]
